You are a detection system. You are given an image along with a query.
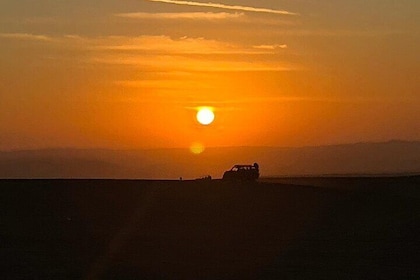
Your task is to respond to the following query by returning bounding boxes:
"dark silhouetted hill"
[0,141,419,179]
[1,178,419,279]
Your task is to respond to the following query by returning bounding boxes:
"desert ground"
[1,177,419,279]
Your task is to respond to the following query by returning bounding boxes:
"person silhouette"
[253,163,259,170]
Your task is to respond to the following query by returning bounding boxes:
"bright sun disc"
[196,108,215,125]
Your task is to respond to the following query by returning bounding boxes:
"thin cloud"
[0,32,297,74]
[146,0,298,15]
[114,80,211,89]
[93,54,296,72]
[115,12,244,20]
[76,35,297,72]
[91,35,272,55]
[0,33,52,41]
[188,96,337,104]
[271,29,408,37]
[253,44,287,50]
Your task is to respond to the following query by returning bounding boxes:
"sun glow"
[190,142,205,154]
[196,107,215,125]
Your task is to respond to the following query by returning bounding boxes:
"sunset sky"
[1,0,419,151]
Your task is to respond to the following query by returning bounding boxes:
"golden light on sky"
[0,0,419,150]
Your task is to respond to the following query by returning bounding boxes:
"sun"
[196,107,215,125]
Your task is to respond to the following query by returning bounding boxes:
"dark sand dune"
[0,177,419,279]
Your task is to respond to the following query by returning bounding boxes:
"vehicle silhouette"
[222,163,260,181]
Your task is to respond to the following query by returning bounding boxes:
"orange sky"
[0,0,419,151]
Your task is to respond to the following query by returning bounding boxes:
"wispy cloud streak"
[253,44,287,50]
[146,0,297,15]
[116,12,243,20]
[90,35,273,54]
[0,33,52,41]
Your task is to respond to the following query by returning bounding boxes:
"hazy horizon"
[1,139,419,152]
[2,141,419,179]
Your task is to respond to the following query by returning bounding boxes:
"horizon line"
[1,139,419,153]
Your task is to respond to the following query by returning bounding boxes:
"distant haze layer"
[1,141,419,179]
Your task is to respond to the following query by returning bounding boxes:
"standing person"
[253,163,259,170]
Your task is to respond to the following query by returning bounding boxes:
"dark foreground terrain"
[1,177,419,279]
